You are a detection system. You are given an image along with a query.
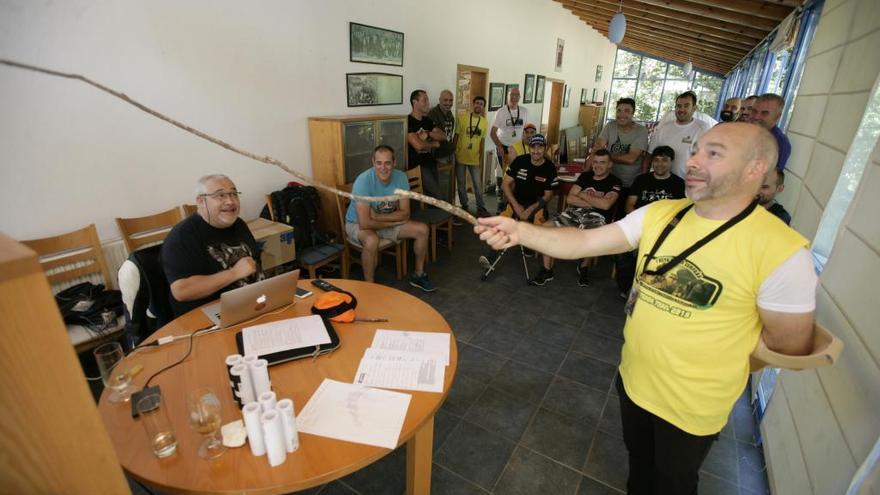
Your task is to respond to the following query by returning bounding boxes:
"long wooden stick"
[0,59,478,226]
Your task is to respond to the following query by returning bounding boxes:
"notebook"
[201,269,300,328]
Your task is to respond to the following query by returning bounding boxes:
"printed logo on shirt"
[535,176,547,183]
[516,169,529,181]
[206,242,263,287]
[610,137,631,156]
[640,188,677,203]
[374,201,399,214]
[637,256,722,318]
[682,135,693,144]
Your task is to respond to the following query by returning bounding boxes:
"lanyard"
[641,200,759,277]
[507,105,519,127]
[469,113,481,138]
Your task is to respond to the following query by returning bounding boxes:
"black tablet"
[234,314,341,366]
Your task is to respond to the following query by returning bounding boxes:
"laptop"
[201,269,300,328]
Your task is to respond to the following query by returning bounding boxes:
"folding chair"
[478,207,545,283]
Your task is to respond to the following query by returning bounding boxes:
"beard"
[720,111,735,122]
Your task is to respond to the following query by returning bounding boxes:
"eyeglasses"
[200,190,242,201]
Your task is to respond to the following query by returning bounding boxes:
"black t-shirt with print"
[628,173,686,209]
[506,155,558,208]
[574,171,622,223]
[161,213,262,316]
[408,114,437,170]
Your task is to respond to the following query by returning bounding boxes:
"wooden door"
[546,80,565,149]
[456,64,488,113]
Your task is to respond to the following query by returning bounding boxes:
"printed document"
[354,348,445,392]
[370,329,451,365]
[242,315,330,356]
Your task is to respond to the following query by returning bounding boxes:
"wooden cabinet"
[578,104,607,149]
[308,114,408,234]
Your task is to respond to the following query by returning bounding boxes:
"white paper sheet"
[354,348,445,393]
[370,330,451,366]
[296,379,411,449]
[242,315,330,356]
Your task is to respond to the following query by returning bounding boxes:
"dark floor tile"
[720,416,735,439]
[590,287,627,317]
[511,336,569,373]
[542,376,608,424]
[598,396,622,438]
[494,446,583,495]
[457,343,507,383]
[559,351,618,393]
[470,322,523,357]
[488,360,554,403]
[521,407,596,469]
[576,476,625,494]
[580,312,626,340]
[702,435,739,484]
[570,331,623,366]
[697,472,739,495]
[529,318,579,349]
[583,431,629,491]
[543,300,590,328]
[494,308,542,335]
[737,440,770,494]
[340,446,405,495]
[443,373,489,417]
[732,403,757,445]
[465,386,537,441]
[430,463,489,495]
[433,407,462,454]
[436,420,516,490]
[507,290,554,315]
[314,481,358,495]
[444,310,485,344]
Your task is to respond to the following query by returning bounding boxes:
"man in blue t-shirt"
[346,145,436,291]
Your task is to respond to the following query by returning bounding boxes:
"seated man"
[345,144,435,291]
[162,174,262,317]
[758,168,791,225]
[509,122,537,159]
[530,149,620,287]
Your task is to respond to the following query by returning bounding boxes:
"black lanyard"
[641,200,759,277]
[507,105,519,126]
[469,113,481,138]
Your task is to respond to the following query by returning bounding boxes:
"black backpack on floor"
[262,183,334,252]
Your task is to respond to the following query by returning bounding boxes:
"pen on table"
[351,317,388,323]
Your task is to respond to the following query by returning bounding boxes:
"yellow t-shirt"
[619,199,808,435]
[454,111,487,165]
[511,139,529,157]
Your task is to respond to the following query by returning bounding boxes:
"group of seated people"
[161,88,795,316]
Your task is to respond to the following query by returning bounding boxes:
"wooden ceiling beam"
[564,2,756,50]
[676,0,792,20]
[761,0,803,7]
[559,0,767,40]
[590,22,744,63]
[571,9,753,56]
[629,0,780,30]
[617,40,730,73]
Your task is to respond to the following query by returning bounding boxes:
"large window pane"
[660,79,690,117]
[610,79,637,107]
[636,77,664,122]
[666,64,689,80]
[614,50,642,78]
[693,73,723,116]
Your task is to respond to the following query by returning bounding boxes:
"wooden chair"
[115,207,182,254]
[265,193,344,279]
[22,224,122,353]
[405,166,454,261]
[181,204,198,217]
[335,183,406,280]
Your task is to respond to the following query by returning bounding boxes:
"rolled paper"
[229,363,255,406]
[259,390,277,412]
[243,355,258,367]
[276,399,300,453]
[225,355,244,406]
[261,409,287,467]
[250,359,272,397]
[242,402,265,456]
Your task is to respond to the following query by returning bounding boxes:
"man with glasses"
[490,87,528,213]
[162,174,262,316]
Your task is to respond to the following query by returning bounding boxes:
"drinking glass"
[93,342,133,403]
[187,388,226,459]
[135,393,178,458]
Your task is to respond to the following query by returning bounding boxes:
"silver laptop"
[201,269,300,328]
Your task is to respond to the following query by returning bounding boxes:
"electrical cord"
[143,324,213,388]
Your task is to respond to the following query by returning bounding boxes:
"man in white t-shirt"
[651,91,713,179]
[490,87,529,212]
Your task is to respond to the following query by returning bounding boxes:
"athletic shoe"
[409,273,437,292]
[529,268,555,286]
[478,255,494,270]
[578,267,591,287]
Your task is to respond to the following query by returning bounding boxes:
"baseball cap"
[529,134,546,146]
[524,122,537,131]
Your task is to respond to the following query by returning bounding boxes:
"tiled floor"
[125,193,772,495]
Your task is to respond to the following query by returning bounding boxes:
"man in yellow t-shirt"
[509,122,537,159]
[454,96,490,218]
[474,123,817,495]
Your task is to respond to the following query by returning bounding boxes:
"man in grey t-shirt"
[595,97,648,218]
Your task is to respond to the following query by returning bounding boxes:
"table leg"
[406,416,434,495]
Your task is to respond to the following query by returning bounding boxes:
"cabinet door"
[343,121,376,183]
[377,119,407,170]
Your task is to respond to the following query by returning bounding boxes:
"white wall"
[0,0,616,242]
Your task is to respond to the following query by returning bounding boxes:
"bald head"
[439,89,454,113]
[720,97,742,122]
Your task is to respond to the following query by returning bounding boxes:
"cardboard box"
[247,218,296,270]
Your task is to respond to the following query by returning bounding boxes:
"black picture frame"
[505,83,519,105]
[349,22,404,67]
[535,75,546,104]
[346,72,403,107]
[592,88,598,102]
[523,74,535,103]
[580,88,587,105]
[488,82,505,111]
[563,85,571,108]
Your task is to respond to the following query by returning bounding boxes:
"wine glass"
[93,342,133,403]
[187,388,226,460]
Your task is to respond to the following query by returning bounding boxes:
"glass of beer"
[135,393,177,458]
[187,388,226,459]
[93,342,133,403]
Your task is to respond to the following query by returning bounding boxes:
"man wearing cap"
[454,96,491,218]
[346,144,435,292]
[490,87,529,212]
[510,122,538,159]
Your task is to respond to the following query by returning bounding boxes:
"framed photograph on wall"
[350,22,404,66]
[595,65,603,82]
[505,83,519,105]
[592,88,598,102]
[563,85,571,108]
[488,82,505,111]
[535,75,546,104]
[346,73,403,107]
[523,74,535,103]
[580,88,587,105]
[555,38,565,72]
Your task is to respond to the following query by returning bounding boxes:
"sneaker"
[477,207,491,218]
[529,268,554,286]
[578,267,591,287]
[409,272,437,292]
[478,255,494,270]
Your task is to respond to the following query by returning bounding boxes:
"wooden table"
[556,161,588,211]
[98,279,457,495]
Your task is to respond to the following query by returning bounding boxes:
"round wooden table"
[98,280,457,495]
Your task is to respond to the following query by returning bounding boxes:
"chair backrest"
[404,167,425,209]
[22,224,112,289]
[335,183,354,244]
[116,207,183,254]
[265,194,276,221]
[181,204,198,217]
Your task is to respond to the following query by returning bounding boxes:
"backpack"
[55,281,124,333]
[263,183,334,252]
